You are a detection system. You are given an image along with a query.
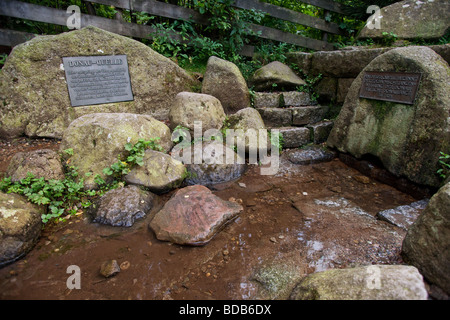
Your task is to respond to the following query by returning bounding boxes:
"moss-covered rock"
[402,182,450,294]
[59,113,173,189]
[124,150,186,194]
[0,26,198,139]
[168,92,226,134]
[0,192,43,267]
[249,61,306,91]
[358,0,450,40]
[202,56,250,114]
[289,265,428,300]
[327,46,450,187]
[227,107,268,154]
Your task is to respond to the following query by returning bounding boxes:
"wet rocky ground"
[0,138,427,300]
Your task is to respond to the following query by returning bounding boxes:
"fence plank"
[247,23,334,51]
[233,0,344,35]
[0,0,182,42]
[297,0,347,15]
[0,28,36,47]
[88,0,209,25]
[86,0,334,51]
[0,0,339,54]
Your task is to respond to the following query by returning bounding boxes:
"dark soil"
[0,138,423,300]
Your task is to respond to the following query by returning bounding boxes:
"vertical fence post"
[321,9,330,44]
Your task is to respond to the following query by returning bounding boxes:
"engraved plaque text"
[63,55,133,107]
[359,71,421,105]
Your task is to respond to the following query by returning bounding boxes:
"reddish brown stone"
[149,185,243,245]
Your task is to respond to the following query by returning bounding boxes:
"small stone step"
[275,127,311,149]
[254,91,311,108]
[254,92,282,108]
[292,106,328,126]
[257,105,328,128]
[307,121,334,144]
[256,107,292,127]
[283,91,311,107]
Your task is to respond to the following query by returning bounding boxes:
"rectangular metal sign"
[359,71,421,105]
[62,55,134,107]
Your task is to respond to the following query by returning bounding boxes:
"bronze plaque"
[62,55,134,107]
[359,71,421,105]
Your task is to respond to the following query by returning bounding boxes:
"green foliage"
[437,152,450,182]
[269,130,284,153]
[293,70,323,102]
[380,31,398,46]
[103,138,163,181]
[172,125,191,145]
[0,139,164,224]
[0,54,7,66]
[0,170,95,224]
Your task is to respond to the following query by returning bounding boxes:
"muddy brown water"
[0,139,421,300]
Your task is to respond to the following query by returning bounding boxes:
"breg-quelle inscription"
[62,55,133,107]
[359,71,421,105]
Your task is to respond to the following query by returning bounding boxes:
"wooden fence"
[0,0,355,55]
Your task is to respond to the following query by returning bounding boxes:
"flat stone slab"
[278,127,310,149]
[377,199,429,230]
[254,91,312,109]
[292,106,327,126]
[286,145,336,165]
[149,185,243,245]
[283,91,311,107]
[254,92,282,108]
[256,108,292,127]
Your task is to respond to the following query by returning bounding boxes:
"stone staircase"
[254,91,334,149]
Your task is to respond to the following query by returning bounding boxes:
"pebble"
[269,237,277,243]
[120,261,131,270]
[100,260,121,278]
[353,175,370,184]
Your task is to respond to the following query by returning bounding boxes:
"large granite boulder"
[149,185,243,245]
[249,61,306,91]
[226,107,268,154]
[6,149,65,182]
[201,56,251,114]
[402,182,450,294]
[289,265,428,300]
[0,26,197,139]
[124,149,186,193]
[59,113,173,189]
[168,92,226,134]
[358,0,450,40]
[327,46,450,188]
[0,192,44,267]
